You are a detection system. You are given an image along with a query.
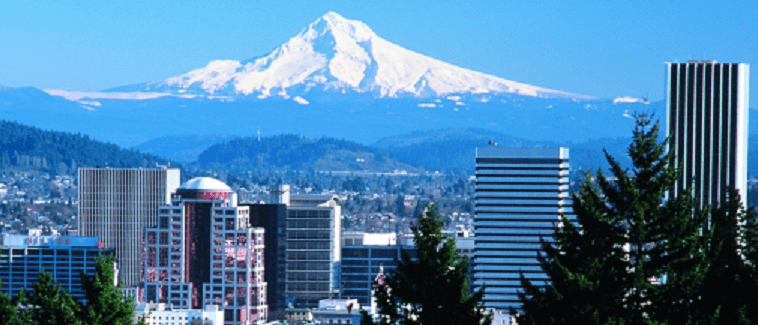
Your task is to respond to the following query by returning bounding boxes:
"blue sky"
[1,1,756,103]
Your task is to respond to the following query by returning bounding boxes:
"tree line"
[364,114,758,325]
[0,120,173,175]
[0,254,139,325]
[195,134,413,172]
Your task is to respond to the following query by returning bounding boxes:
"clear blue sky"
[1,0,756,103]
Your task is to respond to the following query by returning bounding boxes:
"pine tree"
[28,270,82,325]
[515,113,712,325]
[698,190,758,324]
[362,204,491,325]
[77,254,139,325]
[0,279,26,325]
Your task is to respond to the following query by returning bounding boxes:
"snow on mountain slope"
[126,12,593,100]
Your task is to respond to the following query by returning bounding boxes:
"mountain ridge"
[106,12,594,101]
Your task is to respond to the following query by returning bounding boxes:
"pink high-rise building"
[142,177,267,325]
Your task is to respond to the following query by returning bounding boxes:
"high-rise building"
[284,193,342,308]
[666,61,750,210]
[142,177,267,325]
[472,147,571,311]
[1,235,114,302]
[78,167,180,287]
[242,186,289,314]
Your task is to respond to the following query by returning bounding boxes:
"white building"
[136,303,224,325]
[78,167,180,287]
[311,299,365,325]
[472,147,571,311]
[665,61,750,210]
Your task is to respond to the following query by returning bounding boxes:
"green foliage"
[0,279,26,325]
[0,120,173,174]
[515,113,712,325]
[363,204,490,325]
[196,134,418,172]
[698,190,758,325]
[77,254,138,325]
[27,270,81,325]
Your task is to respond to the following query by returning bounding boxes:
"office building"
[78,167,180,287]
[340,233,416,307]
[284,193,342,308]
[472,147,571,311]
[241,186,289,314]
[666,61,750,210]
[0,235,114,302]
[142,177,267,324]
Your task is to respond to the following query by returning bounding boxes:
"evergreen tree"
[515,113,712,325]
[0,279,26,325]
[28,270,81,325]
[698,190,758,324]
[77,254,140,325]
[362,204,491,325]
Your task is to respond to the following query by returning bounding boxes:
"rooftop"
[178,177,232,192]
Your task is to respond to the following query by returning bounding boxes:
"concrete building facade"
[472,147,571,311]
[284,192,342,308]
[78,167,180,287]
[666,61,750,210]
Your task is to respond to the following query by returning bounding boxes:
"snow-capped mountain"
[113,12,593,100]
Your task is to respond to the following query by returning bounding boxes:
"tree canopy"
[0,254,141,325]
[362,204,490,325]
[515,113,715,325]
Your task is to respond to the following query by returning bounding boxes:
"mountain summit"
[116,12,591,100]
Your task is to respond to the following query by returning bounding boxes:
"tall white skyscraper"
[666,61,749,210]
[78,167,181,287]
[472,147,571,311]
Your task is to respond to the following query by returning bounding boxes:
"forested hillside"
[0,120,173,174]
[196,135,420,172]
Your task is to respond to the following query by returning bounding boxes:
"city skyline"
[2,1,756,104]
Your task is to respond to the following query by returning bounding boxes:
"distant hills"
[1,12,756,178]
[0,120,173,173]
[3,120,757,179]
[374,128,632,174]
[195,135,420,173]
[135,135,237,163]
[0,12,668,150]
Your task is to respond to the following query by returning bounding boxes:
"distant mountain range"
[1,12,756,171]
[0,120,174,173]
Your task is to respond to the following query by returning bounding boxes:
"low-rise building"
[0,234,113,302]
[136,303,224,325]
[340,235,416,307]
[311,299,365,325]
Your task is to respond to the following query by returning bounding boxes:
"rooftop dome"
[178,177,232,192]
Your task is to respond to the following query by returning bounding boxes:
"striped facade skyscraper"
[78,167,181,287]
[472,147,571,311]
[666,61,750,210]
